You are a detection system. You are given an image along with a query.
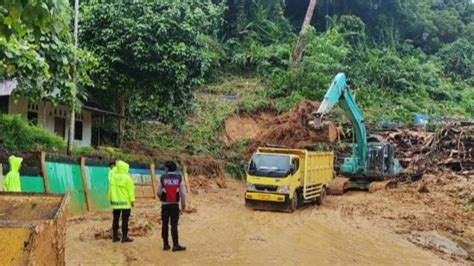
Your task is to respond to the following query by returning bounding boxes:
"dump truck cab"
[245,147,334,212]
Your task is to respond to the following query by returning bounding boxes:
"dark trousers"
[112,209,131,237]
[161,204,180,246]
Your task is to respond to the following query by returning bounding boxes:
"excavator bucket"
[311,121,338,143]
[368,179,398,193]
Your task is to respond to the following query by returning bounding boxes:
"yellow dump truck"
[245,147,334,212]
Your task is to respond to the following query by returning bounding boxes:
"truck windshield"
[248,154,291,178]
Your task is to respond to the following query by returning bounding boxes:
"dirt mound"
[188,175,228,193]
[248,101,337,153]
[80,221,154,241]
[224,115,263,145]
[181,155,225,178]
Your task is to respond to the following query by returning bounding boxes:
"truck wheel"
[290,192,299,212]
[316,187,327,206]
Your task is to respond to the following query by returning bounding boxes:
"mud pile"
[181,155,225,178]
[224,115,263,145]
[247,101,338,153]
[87,222,154,241]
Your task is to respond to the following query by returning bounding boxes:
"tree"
[81,1,224,144]
[291,0,317,66]
[436,38,474,80]
[0,0,93,107]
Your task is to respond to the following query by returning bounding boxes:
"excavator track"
[368,179,397,193]
[329,177,350,195]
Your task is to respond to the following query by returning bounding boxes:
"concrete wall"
[8,96,92,146]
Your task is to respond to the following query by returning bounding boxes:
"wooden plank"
[80,157,92,211]
[150,163,157,199]
[40,151,49,193]
[183,165,191,194]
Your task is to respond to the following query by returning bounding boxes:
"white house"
[0,79,122,147]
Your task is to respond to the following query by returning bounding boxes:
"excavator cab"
[365,143,399,179]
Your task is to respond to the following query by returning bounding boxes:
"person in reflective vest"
[108,160,135,243]
[157,160,186,252]
[3,155,22,192]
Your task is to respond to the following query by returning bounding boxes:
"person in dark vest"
[158,161,186,252]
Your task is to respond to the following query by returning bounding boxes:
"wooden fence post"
[0,163,3,192]
[150,163,157,199]
[80,157,92,211]
[40,151,50,193]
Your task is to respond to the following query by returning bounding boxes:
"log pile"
[381,123,473,175]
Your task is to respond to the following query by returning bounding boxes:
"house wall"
[8,96,92,146]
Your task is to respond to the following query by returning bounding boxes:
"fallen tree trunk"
[291,0,317,67]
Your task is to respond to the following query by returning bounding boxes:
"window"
[291,158,300,172]
[248,154,291,178]
[27,111,38,125]
[54,117,66,138]
[0,96,8,113]
[75,121,83,140]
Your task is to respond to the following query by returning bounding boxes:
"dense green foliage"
[1,0,472,154]
[0,0,93,107]
[0,114,65,151]
[81,1,224,125]
[128,95,235,155]
[220,0,473,121]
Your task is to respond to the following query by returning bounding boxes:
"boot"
[122,236,134,243]
[172,245,186,252]
[112,230,120,242]
[163,242,171,251]
[121,225,133,243]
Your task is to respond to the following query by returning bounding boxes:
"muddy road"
[65,178,474,265]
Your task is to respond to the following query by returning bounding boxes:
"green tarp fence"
[20,176,45,193]
[45,161,87,215]
[84,165,110,210]
[5,160,178,215]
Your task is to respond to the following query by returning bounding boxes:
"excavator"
[310,73,401,194]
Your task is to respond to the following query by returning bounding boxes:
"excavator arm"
[310,73,367,175]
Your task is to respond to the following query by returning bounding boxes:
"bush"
[0,114,65,151]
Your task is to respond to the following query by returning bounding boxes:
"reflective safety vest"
[160,174,181,203]
[108,160,135,209]
[3,155,22,192]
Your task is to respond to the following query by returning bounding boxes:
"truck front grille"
[255,185,278,192]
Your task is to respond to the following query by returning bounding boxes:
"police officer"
[158,161,186,252]
[3,155,22,192]
[108,160,135,243]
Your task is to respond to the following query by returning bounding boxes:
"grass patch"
[0,114,65,151]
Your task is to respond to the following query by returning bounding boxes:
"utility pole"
[68,0,79,154]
